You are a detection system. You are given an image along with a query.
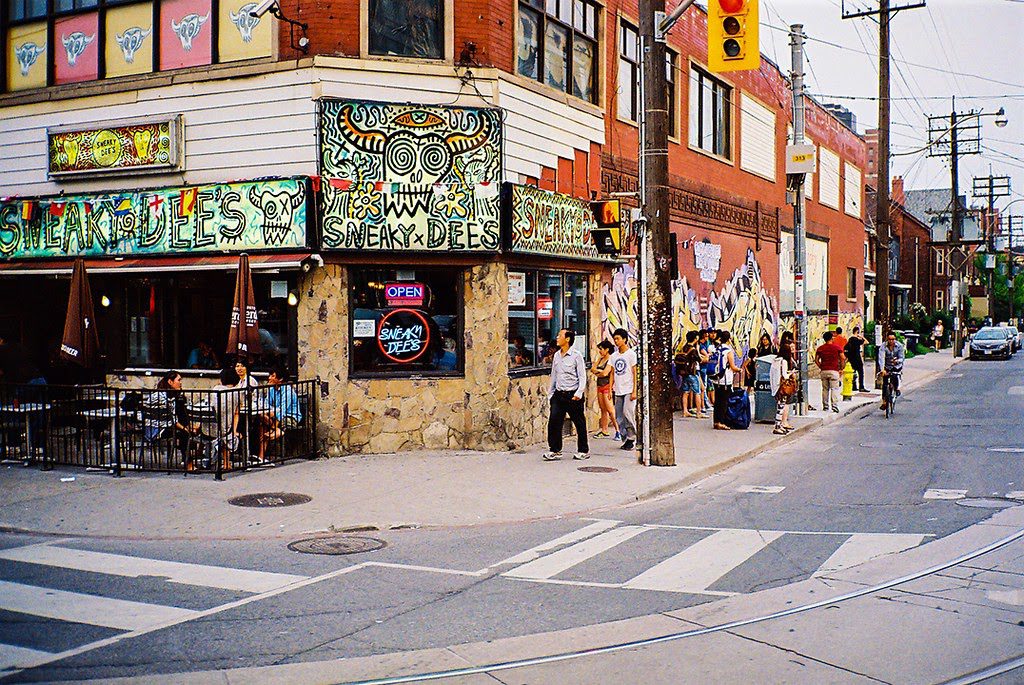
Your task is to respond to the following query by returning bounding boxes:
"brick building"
[1,0,866,453]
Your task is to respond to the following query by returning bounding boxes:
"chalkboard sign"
[377,308,431,363]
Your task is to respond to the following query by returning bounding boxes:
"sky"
[759,0,1024,225]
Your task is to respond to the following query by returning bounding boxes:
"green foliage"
[914,342,932,355]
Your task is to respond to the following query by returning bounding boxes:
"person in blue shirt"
[186,340,219,369]
[258,365,303,462]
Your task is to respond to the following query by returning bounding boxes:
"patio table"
[0,403,51,462]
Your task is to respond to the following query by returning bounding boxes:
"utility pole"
[790,25,809,414]
[637,0,676,466]
[972,171,1011,320]
[843,0,924,355]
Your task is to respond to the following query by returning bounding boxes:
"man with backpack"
[709,330,743,430]
[674,330,703,418]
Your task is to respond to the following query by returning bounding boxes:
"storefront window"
[507,270,588,371]
[350,268,462,376]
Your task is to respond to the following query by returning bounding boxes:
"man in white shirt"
[610,327,637,451]
[543,328,589,461]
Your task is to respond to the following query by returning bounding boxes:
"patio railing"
[0,380,319,479]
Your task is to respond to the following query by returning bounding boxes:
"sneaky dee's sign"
[377,308,431,364]
[505,183,614,262]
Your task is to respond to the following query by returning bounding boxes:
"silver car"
[1000,325,1023,352]
[970,327,1014,360]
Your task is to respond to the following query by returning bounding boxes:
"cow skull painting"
[248,186,305,245]
[115,26,152,64]
[170,12,209,52]
[229,3,262,43]
[14,42,45,77]
[61,32,95,67]
[335,103,493,219]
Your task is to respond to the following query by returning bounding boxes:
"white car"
[999,325,1023,353]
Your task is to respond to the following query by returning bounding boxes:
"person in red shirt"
[832,326,848,352]
[814,331,846,413]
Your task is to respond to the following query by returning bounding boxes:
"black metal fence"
[0,380,319,479]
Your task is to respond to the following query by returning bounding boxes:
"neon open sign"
[384,282,426,307]
[377,308,431,363]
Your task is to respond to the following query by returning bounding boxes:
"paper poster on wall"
[353,320,376,338]
[7,22,48,92]
[508,271,526,306]
[779,231,828,312]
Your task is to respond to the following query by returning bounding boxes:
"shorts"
[681,374,701,394]
[597,384,612,395]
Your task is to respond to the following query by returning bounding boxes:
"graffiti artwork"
[0,178,308,259]
[601,248,778,355]
[507,184,614,262]
[47,118,179,176]
[319,100,502,252]
[779,232,829,312]
[693,239,722,283]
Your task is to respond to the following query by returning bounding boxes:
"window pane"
[127,280,165,367]
[565,273,588,359]
[538,273,564,367]
[618,58,634,121]
[508,272,537,369]
[701,78,714,150]
[586,4,597,37]
[688,69,700,145]
[369,0,443,59]
[518,8,541,80]
[351,268,462,375]
[573,0,584,31]
[544,22,569,92]
[572,36,595,102]
[546,0,557,15]
[558,0,571,21]
[715,83,730,156]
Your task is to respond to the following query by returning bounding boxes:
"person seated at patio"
[151,371,203,467]
[186,340,219,370]
[257,365,302,462]
[211,367,240,468]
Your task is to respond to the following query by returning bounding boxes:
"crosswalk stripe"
[924,489,968,500]
[493,520,621,567]
[0,545,307,594]
[0,580,198,631]
[813,533,926,577]
[0,643,53,672]
[622,529,784,593]
[502,526,646,580]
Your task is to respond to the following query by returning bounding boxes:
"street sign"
[947,246,969,273]
[785,144,816,174]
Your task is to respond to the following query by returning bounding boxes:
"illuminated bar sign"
[384,283,426,307]
[0,177,309,259]
[47,116,182,178]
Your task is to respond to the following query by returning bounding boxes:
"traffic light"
[590,199,621,255]
[708,0,760,73]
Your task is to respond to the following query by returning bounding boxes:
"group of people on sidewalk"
[541,321,903,462]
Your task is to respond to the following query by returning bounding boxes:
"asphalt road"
[1,352,1021,683]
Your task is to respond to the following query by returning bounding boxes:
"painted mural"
[55,13,99,85]
[507,184,613,261]
[319,100,502,252]
[48,119,177,175]
[160,0,213,70]
[0,178,308,259]
[105,4,155,79]
[601,247,779,355]
[7,22,47,91]
[779,232,829,312]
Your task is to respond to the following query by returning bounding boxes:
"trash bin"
[903,331,919,351]
[754,355,778,424]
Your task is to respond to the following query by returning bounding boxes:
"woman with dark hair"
[711,331,743,430]
[771,341,798,434]
[756,332,777,357]
[152,370,202,468]
[590,340,618,437]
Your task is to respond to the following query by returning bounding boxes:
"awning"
[0,253,314,276]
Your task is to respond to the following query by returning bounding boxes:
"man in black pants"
[844,326,868,392]
[543,328,589,461]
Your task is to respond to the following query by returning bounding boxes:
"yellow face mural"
[8,22,48,91]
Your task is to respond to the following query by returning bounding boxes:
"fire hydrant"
[842,361,855,401]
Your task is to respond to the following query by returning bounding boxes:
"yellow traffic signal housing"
[590,200,621,255]
[708,0,760,73]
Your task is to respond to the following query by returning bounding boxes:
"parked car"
[999,325,1023,352]
[969,327,1014,360]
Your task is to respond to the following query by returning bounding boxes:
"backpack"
[674,346,698,377]
[708,344,730,380]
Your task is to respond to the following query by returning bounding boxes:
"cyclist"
[879,332,905,412]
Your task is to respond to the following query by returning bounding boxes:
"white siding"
[844,163,862,217]
[740,93,775,180]
[0,64,605,196]
[819,146,840,210]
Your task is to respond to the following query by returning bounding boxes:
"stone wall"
[298,262,603,455]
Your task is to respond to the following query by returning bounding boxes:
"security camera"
[250,0,280,18]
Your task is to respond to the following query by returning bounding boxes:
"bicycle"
[881,370,900,419]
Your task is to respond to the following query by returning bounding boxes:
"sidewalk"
[0,350,962,540]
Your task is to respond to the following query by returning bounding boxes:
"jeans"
[613,393,637,441]
[548,391,588,454]
[820,370,841,408]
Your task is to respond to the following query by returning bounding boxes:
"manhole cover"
[288,535,387,555]
[955,497,1023,510]
[578,466,618,473]
[228,492,312,508]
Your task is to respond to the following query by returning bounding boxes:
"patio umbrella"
[227,253,262,356]
[60,258,100,367]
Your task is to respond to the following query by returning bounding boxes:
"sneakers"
[573,452,590,460]
[613,431,622,441]
[832,406,840,413]
[620,439,635,450]
[594,430,609,437]
[542,451,562,461]
[773,426,788,435]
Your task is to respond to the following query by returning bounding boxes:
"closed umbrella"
[227,253,262,356]
[60,258,100,367]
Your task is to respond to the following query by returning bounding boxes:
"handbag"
[779,374,797,397]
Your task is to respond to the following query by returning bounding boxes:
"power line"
[809,93,1024,102]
